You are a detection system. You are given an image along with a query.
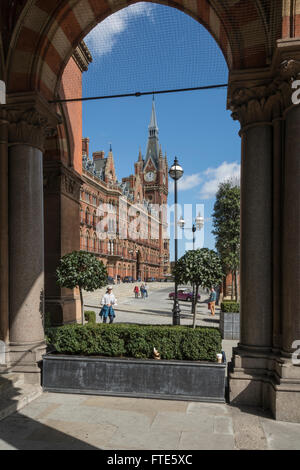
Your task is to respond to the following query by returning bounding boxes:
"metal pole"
[192,224,196,321]
[172,177,181,325]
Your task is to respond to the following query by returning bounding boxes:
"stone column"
[5,93,59,383]
[228,83,275,407]
[0,109,9,346]
[282,103,300,354]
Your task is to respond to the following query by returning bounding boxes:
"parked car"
[169,289,201,302]
[107,276,115,285]
[122,276,134,283]
[146,277,156,282]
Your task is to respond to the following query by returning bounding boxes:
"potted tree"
[56,251,107,325]
[173,248,224,328]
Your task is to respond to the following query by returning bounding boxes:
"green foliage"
[56,251,107,292]
[84,311,96,324]
[44,312,52,329]
[212,181,240,275]
[46,324,222,362]
[221,301,240,313]
[172,248,224,290]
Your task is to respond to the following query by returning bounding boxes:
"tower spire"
[145,98,160,168]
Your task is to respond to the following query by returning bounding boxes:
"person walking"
[140,284,145,299]
[144,282,148,298]
[208,287,217,316]
[134,285,139,298]
[100,286,117,323]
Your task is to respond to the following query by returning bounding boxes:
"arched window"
[86,231,90,252]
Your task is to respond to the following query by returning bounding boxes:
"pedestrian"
[144,282,148,298]
[134,285,139,298]
[100,286,117,323]
[140,284,145,299]
[208,287,217,316]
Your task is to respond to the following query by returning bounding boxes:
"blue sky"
[82,2,241,260]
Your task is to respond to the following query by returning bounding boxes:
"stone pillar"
[228,57,300,422]
[43,161,82,325]
[0,109,9,347]
[228,81,276,408]
[282,103,300,353]
[239,123,273,349]
[6,93,59,383]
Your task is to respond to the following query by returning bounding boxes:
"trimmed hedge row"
[84,311,96,324]
[46,323,222,362]
[221,301,240,313]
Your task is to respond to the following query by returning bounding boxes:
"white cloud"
[169,173,202,192]
[85,3,154,58]
[168,161,240,199]
[199,161,240,199]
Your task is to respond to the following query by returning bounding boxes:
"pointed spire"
[145,98,160,168]
[138,147,143,161]
[159,145,163,158]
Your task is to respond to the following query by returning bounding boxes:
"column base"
[229,346,300,423]
[7,341,46,384]
[45,296,81,326]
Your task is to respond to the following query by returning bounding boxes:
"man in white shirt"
[100,286,117,323]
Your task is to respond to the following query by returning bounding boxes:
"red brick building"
[80,100,170,281]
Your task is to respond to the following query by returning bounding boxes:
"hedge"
[46,323,222,362]
[84,310,96,324]
[221,301,240,313]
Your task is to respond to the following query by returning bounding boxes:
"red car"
[169,289,201,302]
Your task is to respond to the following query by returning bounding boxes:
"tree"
[212,180,240,301]
[173,248,224,328]
[56,251,108,325]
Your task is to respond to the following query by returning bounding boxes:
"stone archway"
[1,0,300,421]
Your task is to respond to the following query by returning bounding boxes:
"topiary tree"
[173,248,224,328]
[56,251,108,325]
[212,180,240,300]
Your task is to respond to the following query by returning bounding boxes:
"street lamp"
[178,213,204,319]
[169,157,184,326]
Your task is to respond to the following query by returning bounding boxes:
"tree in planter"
[56,251,108,325]
[212,180,240,301]
[173,248,224,328]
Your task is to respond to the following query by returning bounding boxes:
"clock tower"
[142,98,168,206]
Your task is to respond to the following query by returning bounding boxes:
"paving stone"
[213,416,234,435]
[187,402,230,416]
[261,418,300,450]
[105,427,181,450]
[178,431,235,450]
[151,411,214,433]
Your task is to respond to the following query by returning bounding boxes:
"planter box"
[220,311,240,340]
[42,354,226,403]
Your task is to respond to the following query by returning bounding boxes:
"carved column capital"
[228,60,300,128]
[4,92,61,151]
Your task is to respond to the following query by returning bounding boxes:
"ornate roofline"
[72,40,92,73]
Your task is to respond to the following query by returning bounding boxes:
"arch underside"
[4,0,284,100]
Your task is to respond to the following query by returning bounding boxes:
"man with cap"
[100,286,117,323]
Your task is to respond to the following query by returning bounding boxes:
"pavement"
[1,283,300,450]
[1,392,300,450]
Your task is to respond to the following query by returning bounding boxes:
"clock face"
[145,171,155,182]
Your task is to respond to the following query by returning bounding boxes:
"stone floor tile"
[26,418,117,449]
[213,416,234,435]
[261,418,300,450]
[105,428,181,450]
[151,411,214,433]
[178,431,236,450]
[187,402,229,416]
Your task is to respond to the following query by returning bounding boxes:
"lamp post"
[178,213,204,318]
[169,157,184,325]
